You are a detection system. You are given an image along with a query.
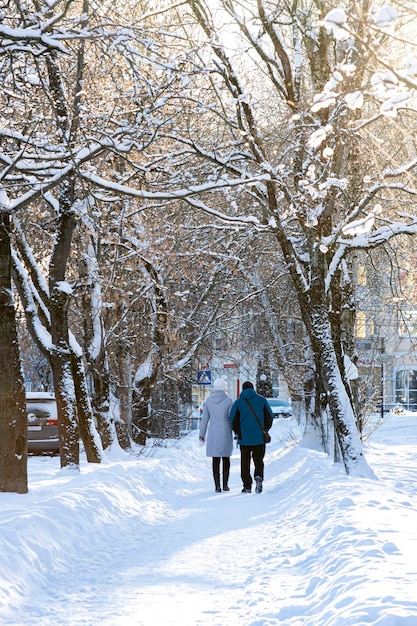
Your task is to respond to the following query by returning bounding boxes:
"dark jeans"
[240,444,266,489]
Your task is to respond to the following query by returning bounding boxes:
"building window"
[357,265,367,286]
[356,311,366,338]
[399,310,417,337]
[395,368,417,409]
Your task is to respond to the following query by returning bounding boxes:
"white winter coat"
[199,390,233,457]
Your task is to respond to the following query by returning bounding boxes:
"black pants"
[212,457,230,489]
[240,444,266,490]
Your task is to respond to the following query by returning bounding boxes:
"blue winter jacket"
[229,388,274,446]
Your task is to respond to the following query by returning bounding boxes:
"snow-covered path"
[23,447,287,626]
[2,415,417,625]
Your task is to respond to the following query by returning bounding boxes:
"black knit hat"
[242,381,254,390]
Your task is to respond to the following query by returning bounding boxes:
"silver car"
[26,392,59,453]
[267,398,292,419]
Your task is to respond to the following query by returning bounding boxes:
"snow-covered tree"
[0,0,195,474]
[175,0,417,474]
[3,0,417,489]
[0,215,27,493]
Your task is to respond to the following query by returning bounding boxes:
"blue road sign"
[197,370,211,385]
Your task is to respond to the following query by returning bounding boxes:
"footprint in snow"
[382,542,400,555]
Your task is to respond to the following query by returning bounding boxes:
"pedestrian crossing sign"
[197,370,211,385]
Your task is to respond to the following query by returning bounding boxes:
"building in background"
[355,253,417,412]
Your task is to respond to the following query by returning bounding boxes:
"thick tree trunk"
[71,352,104,462]
[310,300,373,476]
[77,241,114,450]
[114,417,131,451]
[0,214,28,493]
[12,219,105,462]
[49,205,80,468]
[276,229,371,474]
[132,351,163,445]
[150,377,181,439]
[302,347,328,452]
[90,360,113,450]
[51,355,80,468]
[46,44,87,468]
[131,257,167,445]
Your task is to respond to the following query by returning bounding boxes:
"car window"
[27,408,50,420]
[26,401,57,419]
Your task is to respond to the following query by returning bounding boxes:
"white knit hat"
[213,378,227,392]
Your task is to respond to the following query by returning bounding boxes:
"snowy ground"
[1,412,417,626]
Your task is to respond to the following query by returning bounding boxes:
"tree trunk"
[71,351,104,462]
[77,244,113,451]
[131,256,167,445]
[90,359,113,450]
[275,226,370,474]
[301,346,328,451]
[116,338,133,450]
[309,298,373,476]
[51,356,80,468]
[0,214,28,493]
[132,383,151,446]
[340,261,363,430]
[49,204,80,468]
[12,218,104,462]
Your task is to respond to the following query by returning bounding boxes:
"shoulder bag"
[244,398,271,443]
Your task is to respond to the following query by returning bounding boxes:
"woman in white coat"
[199,378,234,492]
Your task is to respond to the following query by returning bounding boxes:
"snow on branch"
[134,353,154,384]
[323,5,399,42]
[322,9,350,41]
[12,218,50,303]
[325,243,348,293]
[373,5,398,25]
[6,137,131,212]
[11,250,53,354]
[0,186,10,211]
[382,157,417,178]
[182,196,264,229]
[313,6,417,118]
[80,170,271,226]
[0,24,68,54]
[325,205,417,290]
[338,216,417,249]
[342,211,377,237]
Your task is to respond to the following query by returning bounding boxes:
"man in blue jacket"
[230,381,274,493]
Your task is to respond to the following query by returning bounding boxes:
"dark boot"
[212,457,221,492]
[222,457,230,491]
[213,471,221,492]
